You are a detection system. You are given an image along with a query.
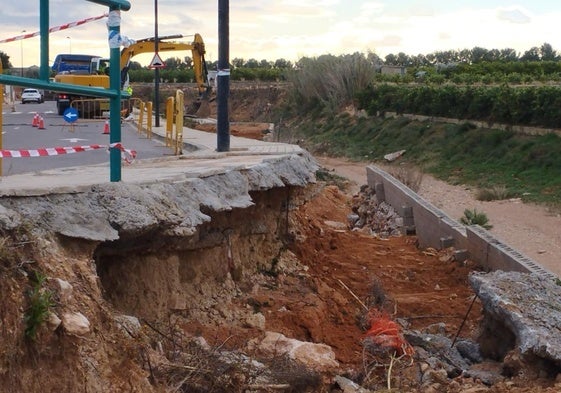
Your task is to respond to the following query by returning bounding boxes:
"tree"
[259,59,272,68]
[245,58,259,68]
[384,53,397,65]
[520,47,540,62]
[128,61,142,70]
[163,57,184,70]
[471,47,489,63]
[540,42,557,61]
[499,48,518,61]
[273,58,292,69]
[0,51,11,69]
[232,58,245,68]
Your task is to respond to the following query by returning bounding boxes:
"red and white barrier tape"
[0,143,137,164]
[0,14,107,43]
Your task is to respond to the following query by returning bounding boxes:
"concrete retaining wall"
[366,165,557,279]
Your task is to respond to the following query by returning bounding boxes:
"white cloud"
[496,7,532,24]
[1,1,561,68]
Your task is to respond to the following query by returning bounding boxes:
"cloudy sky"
[0,1,559,68]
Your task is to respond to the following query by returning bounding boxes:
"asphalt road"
[1,100,172,176]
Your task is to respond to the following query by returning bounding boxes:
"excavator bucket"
[185,88,213,118]
[193,97,211,118]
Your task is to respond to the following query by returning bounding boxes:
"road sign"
[63,107,79,123]
[148,52,165,69]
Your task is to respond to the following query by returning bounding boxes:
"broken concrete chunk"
[469,271,561,366]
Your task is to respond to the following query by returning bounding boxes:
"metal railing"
[70,97,132,120]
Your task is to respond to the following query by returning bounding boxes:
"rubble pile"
[348,185,403,237]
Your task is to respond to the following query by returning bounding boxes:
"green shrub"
[476,185,512,201]
[24,271,55,340]
[460,208,493,230]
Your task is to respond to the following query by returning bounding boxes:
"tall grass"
[286,53,376,113]
[285,113,561,208]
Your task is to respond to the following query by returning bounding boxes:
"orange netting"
[364,309,414,357]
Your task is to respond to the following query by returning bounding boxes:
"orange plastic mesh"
[364,309,414,357]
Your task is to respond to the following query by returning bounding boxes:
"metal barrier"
[131,93,183,155]
[133,99,153,140]
[133,99,145,135]
[174,90,184,155]
[70,98,110,120]
[70,98,132,120]
[145,101,153,139]
[165,96,174,147]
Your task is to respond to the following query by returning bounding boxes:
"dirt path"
[317,156,561,277]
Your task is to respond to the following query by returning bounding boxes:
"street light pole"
[154,0,160,127]
[20,30,26,77]
[66,36,72,54]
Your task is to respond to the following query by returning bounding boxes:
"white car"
[21,88,44,104]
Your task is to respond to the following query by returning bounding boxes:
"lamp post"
[20,30,26,77]
[66,36,72,54]
[154,0,160,127]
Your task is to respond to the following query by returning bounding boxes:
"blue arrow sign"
[63,107,79,123]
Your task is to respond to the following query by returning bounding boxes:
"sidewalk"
[149,121,304,158]
[0,119,308,196]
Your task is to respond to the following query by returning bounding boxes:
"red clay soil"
[185,185,560,392]
[277,186,483,366]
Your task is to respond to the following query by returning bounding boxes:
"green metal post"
[108,7,122,182]
[39,0,50,81]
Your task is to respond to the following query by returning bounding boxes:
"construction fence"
[66,92,186,156]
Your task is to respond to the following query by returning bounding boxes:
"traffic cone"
[38,116,46,130]
[32,113,39,127]
[102,120,109,134]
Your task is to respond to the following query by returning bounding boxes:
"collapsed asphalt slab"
[469,271,561,367]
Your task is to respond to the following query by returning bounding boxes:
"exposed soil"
[316,156,561,277]
[173,183,558,392]
[2,84,560,392]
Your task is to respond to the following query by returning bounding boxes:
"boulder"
[257,331,339,371]
[62,312,91,336]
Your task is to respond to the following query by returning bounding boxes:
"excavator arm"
[120,33,210,96]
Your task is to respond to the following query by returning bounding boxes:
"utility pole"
[216,0,230,151]
[154,0,160,127]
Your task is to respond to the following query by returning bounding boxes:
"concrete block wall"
[366,165,557,280]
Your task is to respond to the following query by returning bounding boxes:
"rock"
[405,331,470,376]
[465,361,504,386]
[347,213,360,227]
[62,312,90,336]
[469,271,561,366]
[334,375,372,393]
[384,149,406,162]
[455,339,483,364]
[244,312,266,330]
[257,331,339,371]
[0,204,21,230]
[324,220,347,230]
[114,315,141,337]
[52,278,73,302]
[47,312,62,331]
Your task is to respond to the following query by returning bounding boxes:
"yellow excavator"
[54,34,212,117]
[119,33,212,116]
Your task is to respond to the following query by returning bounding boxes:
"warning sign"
[148,52,165,69]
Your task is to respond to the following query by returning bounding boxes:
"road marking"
[61,138,88,143]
